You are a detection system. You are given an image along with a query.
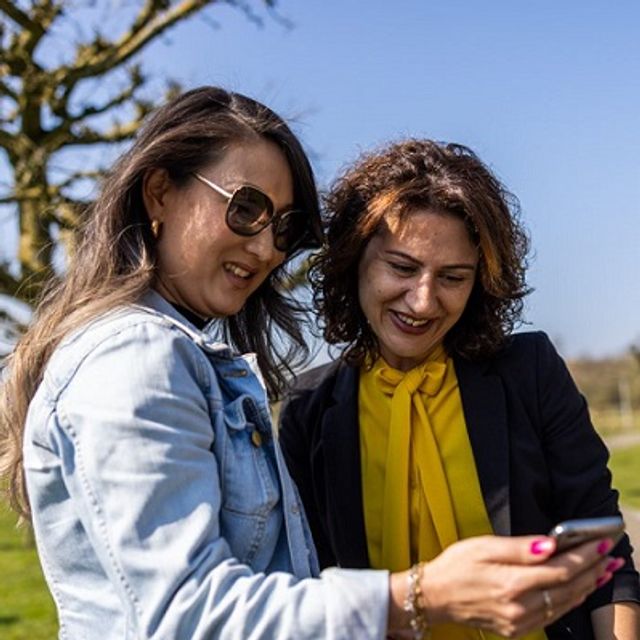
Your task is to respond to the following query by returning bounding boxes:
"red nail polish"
[596,572,612,588]
[597,539,613,555]
[531,539,554,555]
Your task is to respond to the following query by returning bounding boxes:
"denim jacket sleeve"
[48,318,389,639]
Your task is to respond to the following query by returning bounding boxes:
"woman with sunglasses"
[0,89,623,639]
[279,139,640,639]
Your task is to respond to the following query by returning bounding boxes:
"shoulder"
[45,306,211,399]
[465,332,577,410]
[290,360,344,392]
[287,359,358,402]
[280,359,356,423]
[455,331,569,392]
[485,331,562,370]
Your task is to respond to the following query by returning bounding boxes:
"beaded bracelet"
[403,562,431,639]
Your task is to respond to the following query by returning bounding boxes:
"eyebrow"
[384,249,477,270]
[197,174,296,213]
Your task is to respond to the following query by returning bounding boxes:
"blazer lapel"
[321,365,370,568]
[454,356,511,536]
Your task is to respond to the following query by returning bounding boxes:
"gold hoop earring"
[151,219,162,239]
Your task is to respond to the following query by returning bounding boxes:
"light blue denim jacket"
[23,291,388,639]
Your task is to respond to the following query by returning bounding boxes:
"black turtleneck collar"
[170,303,209,331]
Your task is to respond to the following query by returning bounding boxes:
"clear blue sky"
[3,0,640,358]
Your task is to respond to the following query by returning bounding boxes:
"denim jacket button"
[251,430,263,447]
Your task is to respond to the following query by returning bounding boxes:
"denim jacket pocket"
[215,397,282,564]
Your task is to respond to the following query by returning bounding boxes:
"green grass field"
[0,441,637,640]
[0,505,57,640]
[609,444,640,510]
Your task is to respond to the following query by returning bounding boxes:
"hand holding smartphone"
[548,516,625,553]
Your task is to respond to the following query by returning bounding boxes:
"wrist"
[388,565,434,638]
[388,570,412,633]
[404,562,431,639]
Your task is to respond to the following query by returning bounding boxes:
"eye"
[228,201,257,225]
[439,272,472,286]
[388,261,417,276]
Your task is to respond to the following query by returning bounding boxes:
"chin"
[223,302,248,318]
[203,294,248,319]
[206,307,239,319]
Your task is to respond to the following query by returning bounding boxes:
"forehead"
[370,208,478,261]
[205,138,294,202]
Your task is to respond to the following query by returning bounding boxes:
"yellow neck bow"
[374,344,458,570]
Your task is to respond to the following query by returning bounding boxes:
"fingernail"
[597,539,613,555]
[531,539,554,555]
[596,572,612,588]
[605,558,625,573]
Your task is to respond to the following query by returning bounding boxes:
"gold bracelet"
[403,562,431,639]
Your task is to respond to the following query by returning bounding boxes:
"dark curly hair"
[311,138,531,365]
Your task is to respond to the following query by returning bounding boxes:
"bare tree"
[0,0,276,310]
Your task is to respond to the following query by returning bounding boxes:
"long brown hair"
[0,86,321,518]
[312,138,530,366]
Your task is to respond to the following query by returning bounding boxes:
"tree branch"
[0,75,19,102]
[68,66,146,123]
[44,91,152,154]
[42,197,86,230]
[68,118,144,146]
[0,0,36,31]
[130,0,171,36]
[0,129,14,151]
[53,169,104,192]
[3,0,59,60]
[227,0,271,27]
[0,305,29,333]
[0,264,23,298]
[58,0,220,88]
[283,255,313,290]
[47,65,145,144]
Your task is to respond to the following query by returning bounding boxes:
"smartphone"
[548,516,625,553]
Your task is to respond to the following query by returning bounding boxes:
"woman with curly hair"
[279,139,640,639]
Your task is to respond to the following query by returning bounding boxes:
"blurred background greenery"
[0,504,57,639]
[569,352,640,435]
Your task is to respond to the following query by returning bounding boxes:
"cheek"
[359,276,382,311]
[165,226,200,271]
[155,236,183,276]
[272,251,286,270]
[361,270,395,301]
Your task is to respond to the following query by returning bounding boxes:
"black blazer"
[279,332,640,640]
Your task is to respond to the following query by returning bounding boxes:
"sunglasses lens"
[273,210,306,252]
[227,186,272,233]
[225,185,307,253]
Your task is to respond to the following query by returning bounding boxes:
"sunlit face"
[358,209,479,371]
[144,138,294,318]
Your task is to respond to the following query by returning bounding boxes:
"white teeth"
[225,263,251,278]
[396,312,429,327]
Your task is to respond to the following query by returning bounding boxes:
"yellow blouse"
[358,345,546,640]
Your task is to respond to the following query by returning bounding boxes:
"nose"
[244,225,280,263]
[405,275,441,316]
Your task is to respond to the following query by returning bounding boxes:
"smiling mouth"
[394,311,431,328]
[224,262,252,279]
